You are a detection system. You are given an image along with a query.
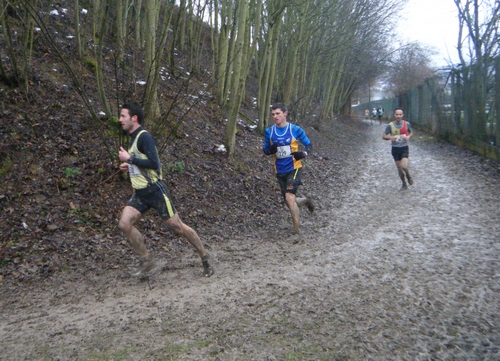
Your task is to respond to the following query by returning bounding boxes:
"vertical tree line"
[1,0,409,157]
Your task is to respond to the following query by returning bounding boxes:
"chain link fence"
[354,58,500,162]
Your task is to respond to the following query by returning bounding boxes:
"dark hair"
[122,102,144,124]
[271,103,287,113]
[393,107,404,113]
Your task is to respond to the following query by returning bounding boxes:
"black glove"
[292,151,306,160]
[267,143,278,155]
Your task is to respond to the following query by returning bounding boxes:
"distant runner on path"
[263,103,315,234]
[382,107,414,190]
[377,106,384,124]
[117,102,213,277]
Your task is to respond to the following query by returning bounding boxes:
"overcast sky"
[397,0,461,66]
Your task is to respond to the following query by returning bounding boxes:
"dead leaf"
[46,224,58,231]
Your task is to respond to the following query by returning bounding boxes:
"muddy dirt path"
[1,118,499,360]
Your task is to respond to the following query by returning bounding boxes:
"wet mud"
[1,118,499,360]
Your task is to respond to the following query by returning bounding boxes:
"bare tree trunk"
[92,0,101,43]
[0,0,21,85]
[225,0,250,156]
[114,0,130,64]
[209,0,218,85]
[74,0,83,58]
[143,0,161,121]
[257,3,284,133]
[215,0,233,106]
[134,0,142,50]
[95,0,112,117]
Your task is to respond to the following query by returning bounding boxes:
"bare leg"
[295,197,308,207]
[166,213,213,276]
[166,213,207,258]
[118,206,148,257]
[399,157,412,183]
[118,206,156,276]
[285,193,300,233]
[296,196,315,212]
[395,160,407,188]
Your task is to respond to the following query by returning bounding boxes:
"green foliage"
[106,116,123,138]
[165,161,185,173]
[67,208,89,225]
[65,167,81,178]
[0,156,13,175]
[82,57,97,72]
[108,116,119,127]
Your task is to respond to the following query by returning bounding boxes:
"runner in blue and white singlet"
[265,122,311,174]
[263,103,315,235]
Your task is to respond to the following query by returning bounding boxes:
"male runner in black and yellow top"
[383,107,414,190]
[117,102,213,277]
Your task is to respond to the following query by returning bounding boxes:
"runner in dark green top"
[117,102,213,277]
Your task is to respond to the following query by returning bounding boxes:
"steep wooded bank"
[0,0,405,153]
[0,0,408,280]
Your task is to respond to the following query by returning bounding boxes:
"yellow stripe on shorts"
[163,193,175,217]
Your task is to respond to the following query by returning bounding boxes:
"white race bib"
[128,164,141,177]
[276,145,291,159]
[395,135,406,143]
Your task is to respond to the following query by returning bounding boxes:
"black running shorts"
[127,181,176,219]
[276,168,303,199]
[391,146,409,161]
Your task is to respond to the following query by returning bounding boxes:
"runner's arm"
[406,123,413,139]
[382,125,394,140]
[263,129,277,155]
[293,125,312,155]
